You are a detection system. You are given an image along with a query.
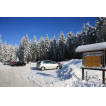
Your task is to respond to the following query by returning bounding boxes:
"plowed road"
[0,63,42,87]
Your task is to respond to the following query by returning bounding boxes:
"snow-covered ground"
[0,59,106,87]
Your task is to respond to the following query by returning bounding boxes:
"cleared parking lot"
[0,63,42,87]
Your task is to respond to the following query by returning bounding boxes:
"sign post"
[82,51,106,84]
[103,50,105,84]
[82,68,84,80]
[75,42,106,85]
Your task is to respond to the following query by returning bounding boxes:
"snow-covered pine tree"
[71,34,78,59]
[19,34,31,62]
[27,39,32,62]
[0,35,2,62]
[75,31,83,59]
[65,38,69,60]
[11,45,15,61]
[8,44,16,61]
[52,36,58,61]
[2,41,7,61]
[14,44,18,61]
[96,17,106,42]
[85,22,96,44]
[76,31,82,46]
[36,42,41,61]
[18,36,25,61]
[7,44,12,61]
[39,36,45,60]
[32,35,37,62]
[82,23,87,36]
[81,22,96,45]
[58,31,66,61]
[24,34,29,62]
[45,34,50,60]
[49,39,54,60]
[1,40,18,62]
[67,31,74,59]
[9,44,18,62]
[81,23,88,45]
[16,45,19,61]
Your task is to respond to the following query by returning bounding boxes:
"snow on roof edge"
[75,42,106,52]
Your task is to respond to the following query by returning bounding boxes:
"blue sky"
[0,17,97,46]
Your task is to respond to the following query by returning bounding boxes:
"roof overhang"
[75,42,106,53]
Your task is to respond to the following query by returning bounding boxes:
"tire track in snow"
[0,64,42,87]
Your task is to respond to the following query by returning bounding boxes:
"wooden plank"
[103,71,105,84]
[104,50,105,68]
[82,69,84,80]
[82,53,84,66]
[81,67,106,71]
[103,50,105,84]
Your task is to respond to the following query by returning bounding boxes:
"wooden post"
[82,53,84,80]
[103,50,105,84]
[82,68,84,80]
[103,71,105,84]
[86,71,87,81]
[104,50,105,68]
[82,53,84,66]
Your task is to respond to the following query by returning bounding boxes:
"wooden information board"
[85,56,101,67]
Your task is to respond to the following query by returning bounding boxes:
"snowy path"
[0,63,42,87]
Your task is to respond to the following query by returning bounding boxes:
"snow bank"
[28,59,106,87]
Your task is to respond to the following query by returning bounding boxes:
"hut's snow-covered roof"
[75,42,106,52]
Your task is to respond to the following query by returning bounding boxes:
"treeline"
[0,17,106,62]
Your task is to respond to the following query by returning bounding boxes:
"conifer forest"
[0,17,106,62]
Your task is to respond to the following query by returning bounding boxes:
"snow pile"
[28,59,106,87]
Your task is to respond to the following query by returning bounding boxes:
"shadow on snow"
[30,67,39,71]
[36,72,54,77]
[56,65,73,80]
[56,60,81,80]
